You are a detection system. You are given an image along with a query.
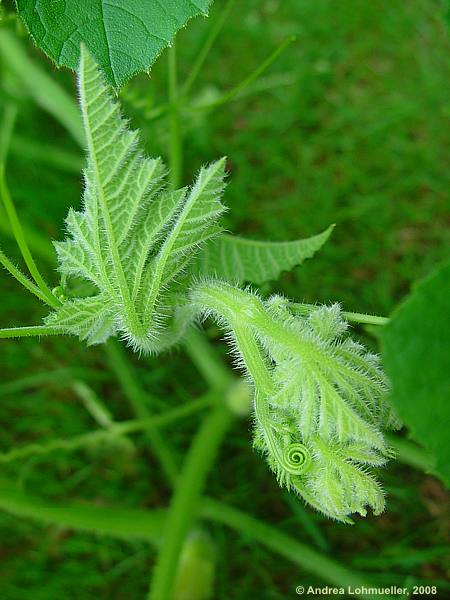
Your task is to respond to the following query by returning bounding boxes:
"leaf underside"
[16,0,213,87]
[195,225,334,285]
[47,47,226,351]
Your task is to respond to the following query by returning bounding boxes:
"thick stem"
[201,499,389,600]
[0,483,393,600]
[148,400,233,600]
[191,281,289,468]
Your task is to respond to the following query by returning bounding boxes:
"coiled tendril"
[281,442,311,475]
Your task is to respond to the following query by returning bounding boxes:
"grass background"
[0,0,449,597]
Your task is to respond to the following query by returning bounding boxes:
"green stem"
[0,483,391,600]
[201,499,392,600]
[183,327,232,390]
[105,340,179,486]
[0,396,213,463]
[0,247,50,304]
[148,400,234,600]
[189,35,296,112]
[0,325,62,339]
[0,104,17,164]
[291,302,389,326]
[0,217,54,263]
[182,0,236,97]
[72,380,115,429]
[0,164,59,308]
[385,434,435,473]
[231,322,289,469]
[0,479,165,545]
[0,368,85,396]
[168,43,182,190]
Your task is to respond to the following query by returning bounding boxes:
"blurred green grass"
[0,0,449,598]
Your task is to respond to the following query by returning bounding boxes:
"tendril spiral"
[282,442,311,475]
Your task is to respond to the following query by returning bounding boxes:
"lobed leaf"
[47,48,226,351]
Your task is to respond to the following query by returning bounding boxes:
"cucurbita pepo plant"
[1,46,401,524]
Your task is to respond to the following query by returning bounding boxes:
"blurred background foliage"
[0,0,449,598]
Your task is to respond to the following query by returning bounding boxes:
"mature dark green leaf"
[194,225,334,285]
[16,0,212,86]
[381,261,450,487]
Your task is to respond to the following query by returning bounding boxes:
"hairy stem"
[191,281,296,473]
[0,325,63,339]
[0,479,165,545]
[291,302,389,326]
[0,247,50,304]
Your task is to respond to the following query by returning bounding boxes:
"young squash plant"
[5,2,448,598]
[1,45,401,524]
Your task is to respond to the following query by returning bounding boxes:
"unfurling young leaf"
[16,0,213,87]
[46,47,226,352]
[191,281,401,522]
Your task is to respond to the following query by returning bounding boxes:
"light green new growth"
[190,281,401,522]
[5,50,400,524]
[46,46,226,352]
[194,226,335,284]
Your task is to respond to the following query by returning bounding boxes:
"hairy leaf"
[381,260,450,488]
[194,225,334,285]
[192,281,399,522]
[16,0,213,87]
[46,48,226,350]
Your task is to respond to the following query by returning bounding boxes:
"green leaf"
[140,159,227,334]
[16,0,213,87]
[46,294,116,345]
[381,260,450,487]
[46,48,226,351]
[194,225,334,284]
